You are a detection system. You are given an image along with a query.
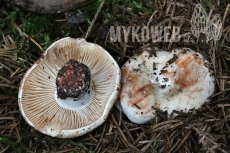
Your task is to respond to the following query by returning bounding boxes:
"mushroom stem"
[55,59,94,110]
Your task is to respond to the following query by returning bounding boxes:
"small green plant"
[0,137,24,152]
[130,0,153,13]
[81,0,153,24]
[152,140,157,148]
[19,13,53,49]
[0,137,15,146]
[202,0,213,11]
[0,8,20,35]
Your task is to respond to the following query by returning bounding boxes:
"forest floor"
[0,0,230,152]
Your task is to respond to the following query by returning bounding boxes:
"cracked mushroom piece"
[18,37,121,138]
[119,48,215,124]
[6,0,95,13]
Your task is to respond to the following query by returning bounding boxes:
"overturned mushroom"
[18,37,121,138]
[6,0,95,13]
[119,48,215,124]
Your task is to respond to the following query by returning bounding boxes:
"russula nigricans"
[18,37,121,138]
[119,48,215,124]
[5,0,96,13]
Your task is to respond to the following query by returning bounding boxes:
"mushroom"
[18,37,121,138]
[119,48,215,124]
[6,0,96,13]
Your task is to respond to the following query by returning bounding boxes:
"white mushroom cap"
[18,37,121,138]
[119,48,215,124]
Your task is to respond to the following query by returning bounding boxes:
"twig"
[141,132,162,152]
[184,0,196,6]
[168,139,181,153]
[208,88,230,98]
[121,119,134,143]
[0,84,18,89]
[173,131,192,153]
[147,11,158,27]
[111,114,128,143]
[0,117,16,120]
[12,22,44,52]
[221,27,230,45]
[94,123,106,152]
[85,0,106,39]
[56,147,78,153]
[168,1,176,50]
[148,120,181,132]
[222,4,230,28]
[128,143,143,152]
[0,146,9,153]
[115,4,136,16]
[0,76,11,84]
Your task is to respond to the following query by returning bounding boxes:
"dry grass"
[0,0,230,152]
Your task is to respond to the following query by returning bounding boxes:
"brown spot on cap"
[174,70,198,88]
[173,54,202,88]
[175,55,194,68]
[127,83,154,108]
[197,59,203,65]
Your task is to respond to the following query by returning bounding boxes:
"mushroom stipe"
[56,59,91,100]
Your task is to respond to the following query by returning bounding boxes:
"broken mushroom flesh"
[119,48,215,124]
[18,37,121,138]
[55,59,95,110]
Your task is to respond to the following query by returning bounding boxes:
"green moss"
[81,0,153,24]
[0,8,20,35]
[0,137,15,146]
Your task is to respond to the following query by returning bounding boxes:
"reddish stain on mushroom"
[175,54,194,68]
[164,71,175,77]
[197,60,203,65]
[174,69,198,88]
[121,69,133,80]
[190,88,204,93]
[127,83,153,107]
[171,54,201,88]
[121,68,155,110]
[143,109,151,115]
